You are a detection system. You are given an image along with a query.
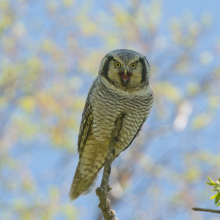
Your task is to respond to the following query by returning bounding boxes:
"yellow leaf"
[62,0,74,7]
[209,96,220,109]
[210,194,217,200]
[191,114,211,130]
[19,96,35,112]
[154,82,181,102]
[49,187,59,199]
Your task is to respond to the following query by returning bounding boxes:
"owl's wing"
[77,79,97,156]
[121,121,144,153]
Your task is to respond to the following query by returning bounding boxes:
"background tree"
[0,0,220,219]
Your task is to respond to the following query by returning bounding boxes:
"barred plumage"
[69,49,154,200]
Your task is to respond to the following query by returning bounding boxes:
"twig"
[96,115,124,220]
[192,207,220,214]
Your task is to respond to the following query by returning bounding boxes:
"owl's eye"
[130,63,136,69]
[114,62,121,68]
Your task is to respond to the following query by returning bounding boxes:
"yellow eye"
[131,63,136,69]
[114,62,121,68]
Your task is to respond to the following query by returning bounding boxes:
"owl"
[69,49,154,200]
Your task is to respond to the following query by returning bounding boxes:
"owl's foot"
[113,135,121,144]
[113,138,118,143]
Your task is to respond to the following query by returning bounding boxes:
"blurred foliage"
[0,0,220,220]
[206,176,220,207]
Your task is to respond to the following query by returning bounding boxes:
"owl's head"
[99,49,150,89]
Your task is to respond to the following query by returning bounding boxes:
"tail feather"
[69,163,99,200]
[82,170,100,196]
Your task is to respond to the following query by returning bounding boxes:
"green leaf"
[207,176,215,184]
[206,182,215,186]
[214,187,220,192]
[215,192,220,204]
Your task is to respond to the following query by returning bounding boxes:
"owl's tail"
[69,163,99,200]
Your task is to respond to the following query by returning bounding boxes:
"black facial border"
[101,55,118,86]
[139,57,149,83]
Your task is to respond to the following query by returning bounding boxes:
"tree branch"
[192,207,220,214]
[96,115,124,220]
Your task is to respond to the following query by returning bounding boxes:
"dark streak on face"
[101,55,115,85]
[139,57,148,83]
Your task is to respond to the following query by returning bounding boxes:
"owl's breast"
[91,85,124,143]
[90,78,153,144]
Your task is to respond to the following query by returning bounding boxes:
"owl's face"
[99,49,150,89]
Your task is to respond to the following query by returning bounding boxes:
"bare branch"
[96,115,124,220]
[192,207,220,214]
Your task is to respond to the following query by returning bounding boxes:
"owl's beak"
[119,66,131,85]
[124,67,128,76]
